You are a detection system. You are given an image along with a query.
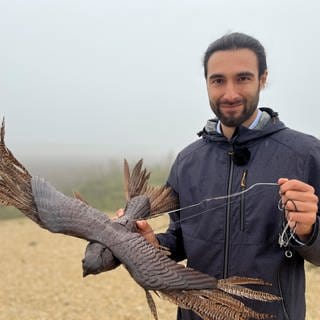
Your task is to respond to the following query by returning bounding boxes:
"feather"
[218,276,271,286]
[145,290,158,320]
[73,191,89,205]
[123,159,130,201]
[120,158,179,219]
[217,282,278,302]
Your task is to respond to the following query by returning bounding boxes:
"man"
[137,32,320,319]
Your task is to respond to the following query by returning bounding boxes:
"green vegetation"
[0,207,23,220]
[75,163,170,212]
[0,161,171,220]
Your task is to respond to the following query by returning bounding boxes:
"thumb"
[111,208,124,220]
[136,220,158,247]
[116,208,125,217]
[278,178,289,186]
[136,220,151,232]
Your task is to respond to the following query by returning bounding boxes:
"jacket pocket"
[277,270,290,320]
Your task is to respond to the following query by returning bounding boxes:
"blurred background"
[0,0,319,319]
[1,0,320,167]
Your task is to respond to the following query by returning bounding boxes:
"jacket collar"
[198,108,287,145]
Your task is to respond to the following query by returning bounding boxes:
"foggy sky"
[1,0,320,163]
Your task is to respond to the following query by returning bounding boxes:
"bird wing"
[31,176,111,240]
[108,229,217,291]
[107,229,279,320]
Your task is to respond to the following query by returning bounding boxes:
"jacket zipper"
[223,151,234,278]
[240,169,248,231]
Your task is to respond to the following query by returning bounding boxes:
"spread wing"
[31,176,112,240]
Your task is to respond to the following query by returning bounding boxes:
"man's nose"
[222,82,240,101]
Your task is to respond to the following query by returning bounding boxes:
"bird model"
[0,119,279,320]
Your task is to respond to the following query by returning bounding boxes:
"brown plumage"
[0,120,280,320]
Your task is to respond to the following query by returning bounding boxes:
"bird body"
[31,176,217,292]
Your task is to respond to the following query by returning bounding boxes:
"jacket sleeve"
[294,145,320,266]
[156,155,186,262]
[294,217,320,266]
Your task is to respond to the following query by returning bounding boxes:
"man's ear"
[260,70,268,89]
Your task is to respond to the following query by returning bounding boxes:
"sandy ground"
[0,218,319,320]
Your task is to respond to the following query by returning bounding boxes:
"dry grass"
[0,217,176,320]
[0,218,319,320]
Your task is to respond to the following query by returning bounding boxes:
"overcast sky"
[1,0,320,163]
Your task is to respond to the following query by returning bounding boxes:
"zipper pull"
[240,169,248,189]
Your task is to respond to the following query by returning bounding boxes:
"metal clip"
[285,250,293,258]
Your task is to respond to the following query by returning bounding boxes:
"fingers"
[283,197,317,214]
[112,210,159,247]
[136,220,152,232]
[136,220,159,247]
[286,210,316,226]
[112,208,124,220]
[278,178,319,240]
[278,178,315,194]
[116,208,125,217]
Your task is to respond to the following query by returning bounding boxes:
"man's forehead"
[207,48,259,75]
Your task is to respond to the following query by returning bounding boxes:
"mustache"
[218,98,244,106]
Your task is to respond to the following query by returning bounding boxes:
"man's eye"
[212,78,224,85]
[238,76,251,82]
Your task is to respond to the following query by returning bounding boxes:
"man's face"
[206,49,267,128]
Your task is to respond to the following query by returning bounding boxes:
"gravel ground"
[0,218,319,320]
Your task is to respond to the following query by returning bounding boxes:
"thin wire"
[138,182,279,221]
[108,181,280,249]
[157,185,277,231]
[137,182,279,238]
[278,222,295,248]
[278,199,306,249]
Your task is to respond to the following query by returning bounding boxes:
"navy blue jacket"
[157,108,320,320]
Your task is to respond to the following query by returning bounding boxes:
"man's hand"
[115,209,159,247]
[278,178,319,241]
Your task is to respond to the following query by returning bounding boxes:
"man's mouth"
[219,99,244,109]
[220,102,243,109]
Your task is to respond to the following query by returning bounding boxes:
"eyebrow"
[208,71,255,80]
[208,73,224,81]
[237,71,255,77]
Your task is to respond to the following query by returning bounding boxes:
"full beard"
[209,90,260,128]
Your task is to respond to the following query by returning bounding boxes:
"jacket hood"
[197,107,287,145]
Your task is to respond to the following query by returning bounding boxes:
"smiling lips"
[219,99,244,110]
[220,102,243,112]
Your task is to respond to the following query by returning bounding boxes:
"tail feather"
[162,286,277,320]
[203,290,271,319]
[145,290,158,320]
[218,276,271,286]
[217,282,279,302]
[0,119,39,223]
